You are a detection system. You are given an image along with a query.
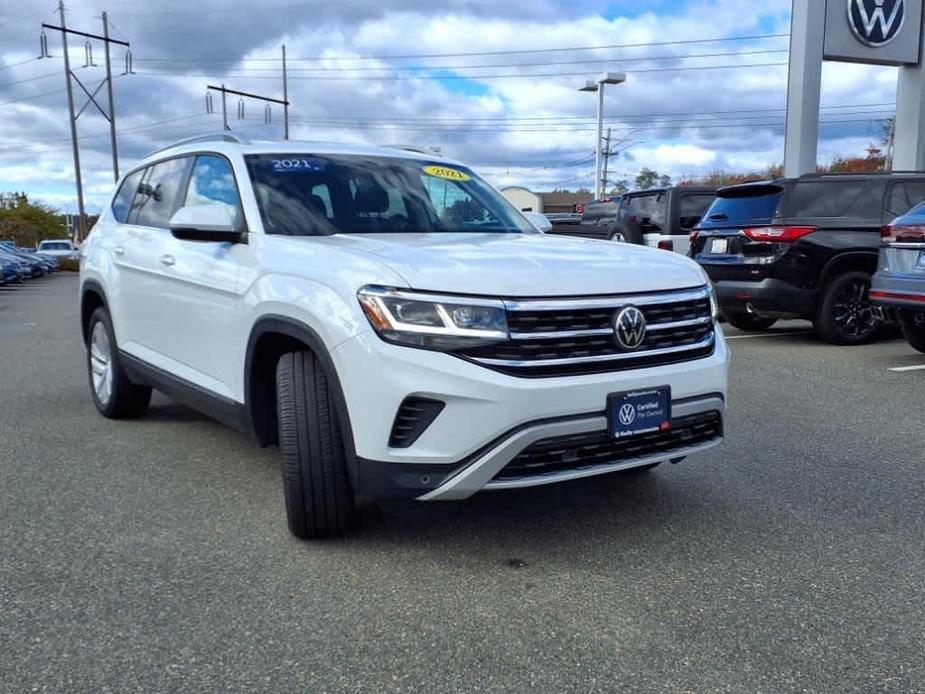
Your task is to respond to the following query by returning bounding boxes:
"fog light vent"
[388,397,445,448]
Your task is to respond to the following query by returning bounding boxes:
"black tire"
[814,271,880,345]
[276,351,355,539]
[86,307,151,418]
[901,323,925,354]
[607,220,644,245]
[725,312,778,332]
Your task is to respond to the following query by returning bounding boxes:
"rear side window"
[131,157,191,229]
[886,181,925,217]
[678,193,715,231]
[623,192,667,230]
[786,180,866,217]
[112,169,144,223]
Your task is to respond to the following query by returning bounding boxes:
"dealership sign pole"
[785,0,925,176]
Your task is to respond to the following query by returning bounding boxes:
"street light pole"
[595,83,604,200]
[579,72,626,200]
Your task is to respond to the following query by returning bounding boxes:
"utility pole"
[282,44,289,140]
[43,4,131,239]
[207,84,290,134]
[54,1,85,239]
[102,11,118,182]
[601,127,612,196]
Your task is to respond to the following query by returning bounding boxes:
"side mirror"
[522,211,552,233]
[168,204,244,243]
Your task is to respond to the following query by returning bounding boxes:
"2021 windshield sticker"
[422,165,471,182]
[271,158,325,173]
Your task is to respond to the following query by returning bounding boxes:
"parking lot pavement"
[1,274,924,693]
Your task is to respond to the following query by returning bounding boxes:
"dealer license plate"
[608,387,671,439]
[710,238,729,254]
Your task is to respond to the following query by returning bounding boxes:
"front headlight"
[357,286,508,350]
[708,284,720,321]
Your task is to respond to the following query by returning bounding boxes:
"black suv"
[691,172,925,344]
[549,187,716,251]
[611,187,716,252]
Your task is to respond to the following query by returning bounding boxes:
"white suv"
[80,134,729,538]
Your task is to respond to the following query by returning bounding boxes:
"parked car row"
[541,171,925,354]
[689,171,925,353]
[0,240,60,285]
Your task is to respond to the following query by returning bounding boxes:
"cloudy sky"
[0,0,901,212]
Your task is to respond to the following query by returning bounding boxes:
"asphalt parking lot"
[1,274,923,693]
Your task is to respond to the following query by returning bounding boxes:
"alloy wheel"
[89,321,114,406]
[832,277,877,339]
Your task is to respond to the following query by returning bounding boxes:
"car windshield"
[244,153,534,236]
[40,242,70,250]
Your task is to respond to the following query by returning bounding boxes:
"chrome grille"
[455,286,715,377]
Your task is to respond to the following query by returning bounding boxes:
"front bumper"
[332,327,729,501]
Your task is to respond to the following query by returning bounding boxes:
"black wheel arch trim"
[816,250,879,290]
[244,315,362,498]
[80,279,109,344]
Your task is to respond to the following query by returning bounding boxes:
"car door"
[150,153,248,400]
[113,156,193,368]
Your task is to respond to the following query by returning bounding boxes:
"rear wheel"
[814,271,880,345]
[901,323,925,354]
[276,351,355,539]
[86,308,151,418]
[608,220,644,245]
[725,312,778,332]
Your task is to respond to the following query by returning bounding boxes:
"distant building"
[501,187,594,214]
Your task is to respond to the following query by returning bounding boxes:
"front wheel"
[901,323,925,354]
[814,271,880,345]
[725,313,778,332]
[276,351,356,539]
[86,308,151,418]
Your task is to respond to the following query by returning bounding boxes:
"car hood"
[320,232,707,296]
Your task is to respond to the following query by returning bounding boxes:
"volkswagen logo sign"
[613,306,647,350]
[849,0,905,48]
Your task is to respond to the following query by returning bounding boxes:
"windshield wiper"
[709,213,728,220]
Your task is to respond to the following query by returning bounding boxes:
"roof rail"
[799,170,925,178]
[146,132,250,158]
[386,144,443,156]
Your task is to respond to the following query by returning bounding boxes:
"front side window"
[112,169,144,223]
[131,157,191,229]
[244,154,534,236]
[184,155,243,229]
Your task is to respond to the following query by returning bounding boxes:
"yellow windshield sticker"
[423,165,471,182]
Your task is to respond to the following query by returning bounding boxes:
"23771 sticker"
[422,165,471,182]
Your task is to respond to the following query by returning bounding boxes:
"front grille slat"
[455,288,715,377]
[494,411,722,481]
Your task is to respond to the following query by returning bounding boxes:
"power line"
[0,56,43,72]
[0,86,68,108]
[133,32,789,63]
[139,60,790,82]
[0,71,62,89]
[137,48,790,73]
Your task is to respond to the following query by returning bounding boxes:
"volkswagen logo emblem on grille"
[613,306,647,350]
[618,404,637,426]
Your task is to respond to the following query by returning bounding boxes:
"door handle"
[114,246,125,256]
[159,255,176,267]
